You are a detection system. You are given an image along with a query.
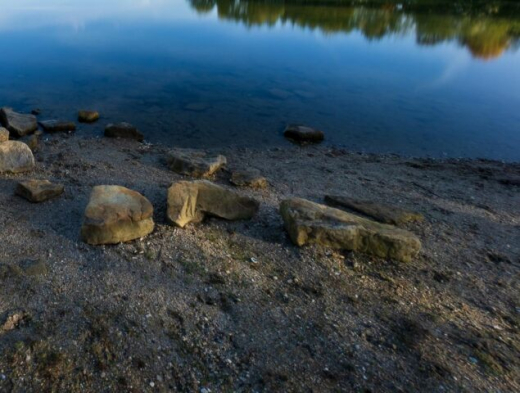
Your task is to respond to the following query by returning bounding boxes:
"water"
[1,0,519,161]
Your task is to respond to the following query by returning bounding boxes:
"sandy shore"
[1,133,519,392]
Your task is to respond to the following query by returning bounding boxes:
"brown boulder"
[166,149,226,178]
[16,179,64,203]
[0,141,35,173]
[0,108,38,137]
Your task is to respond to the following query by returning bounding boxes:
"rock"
[279,198,421,262]
[230,168,267,189]
[24,130,42,152]
[0,107,38,137]
[0,309,26,334]
[81,185,154,245]
[31,108,41,115]
[105,122,143,141]
[284,125,324,144]
[166,149,226,178]
[324,195,424,226]
[78,110,100,123]
[39,120,76,133]
[0,127,8,143]
[167,180,259,228]
[18,259,49,276]
[16,179,64,203]
[0,141,35,173]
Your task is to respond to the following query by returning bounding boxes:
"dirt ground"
[0,133,519,392]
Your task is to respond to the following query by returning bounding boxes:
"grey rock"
[230,168,267,189]
[39,120,76,133]
[167,148,226,178]
[284,125,324,144]
[0,107,38,137]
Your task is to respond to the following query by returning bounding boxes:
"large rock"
[105,122,143,141]
[280,198,421,262]
[0,141,35,173]
[167,180,259,228]
[230,168,268,189]
[81,185,154,245]
[284,125,324,144]
[16,180,64,203]
[0,108,38,137]
[167,149,226,178]
[325,195,424,226]
[39,120,76,133]
[78,110,99,123]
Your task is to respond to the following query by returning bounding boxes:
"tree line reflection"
[189,0,520,59]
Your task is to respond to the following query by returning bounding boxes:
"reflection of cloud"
[0,0,197,31]
[419,51,470,90]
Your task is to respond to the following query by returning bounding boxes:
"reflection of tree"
[188,0,520,59]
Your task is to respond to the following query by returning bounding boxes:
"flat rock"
[81,185,154,245]
[105,122,143,141]
[39,120,76,133]
[280,198,421,262]
[167,180,260,228]
[0,107,38,137]
[0,141,35,173]
[230,168,267,189]
[284,125,324,144]
[0,127,9,143]
[16,179,64,203]
[78,110,100,123]
[167,148,226,178]
[325,195,424,226]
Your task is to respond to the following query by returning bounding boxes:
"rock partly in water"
[325,195,424,226]
[167,180,260,228]
[0,127,8,143]
[167,149,227,178]
[284,125,324,144]
[81,185,154,245]
[280,198,421,262]
[105,123,144,142]
[78,110,100,123]
[230,168,268,189]
[0,108,38,137]
[16,179,64,203]
[0,141,35,174]
[39,120,76,133]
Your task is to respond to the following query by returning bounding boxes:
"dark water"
[1,1,519,160]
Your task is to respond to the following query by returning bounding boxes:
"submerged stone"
[167,180,259,228]
[0,108,38,137]
[81,185,154,245]
[284,125,324,144]
[105,122,143,141]
[78,110,100,123]
[280,198,421,262]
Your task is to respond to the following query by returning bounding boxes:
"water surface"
[1,0,519,160]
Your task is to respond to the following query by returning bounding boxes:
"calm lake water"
[1,0,519,160]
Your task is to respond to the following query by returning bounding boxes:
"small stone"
[0,127,9,143]
[0,107,38,137]
[78,110,100,123]
[325,195,424,226]
[16,179,64,203]
[0,309,26,333]
[167,180,259,228]
[230,168,267,189]
[284,124,324,144]
[0,141,35,173]
[166,148,226,178]
[280,198,421,262]
[105,122,144,141]
[39,120,76,133]
[81,185,155,245]
[18,259,49,276]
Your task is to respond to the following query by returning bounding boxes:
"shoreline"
[1,131,519,392]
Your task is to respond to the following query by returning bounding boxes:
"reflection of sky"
[0,1,519,160]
